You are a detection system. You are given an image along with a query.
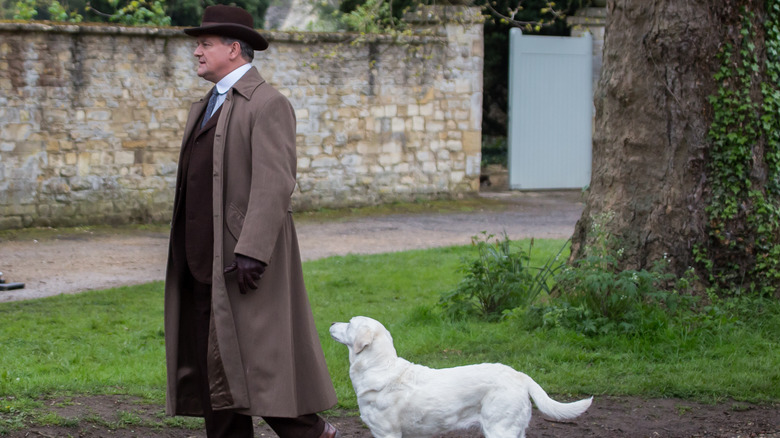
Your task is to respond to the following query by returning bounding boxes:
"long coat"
[164,67,338,418]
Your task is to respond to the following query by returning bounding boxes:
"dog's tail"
[524,375,592,421]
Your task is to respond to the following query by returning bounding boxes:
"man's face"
[193,35,234,83]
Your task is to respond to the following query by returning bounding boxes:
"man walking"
[163,5,340,438]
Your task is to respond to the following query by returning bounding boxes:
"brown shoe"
[319,422,341,438]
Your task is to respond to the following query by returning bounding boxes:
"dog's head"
[330,316,398,365]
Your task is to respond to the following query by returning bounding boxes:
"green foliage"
[164,0,270,28]
[48,0,82,21]
[339,0,397,32]
[12,0,36,19]
[698,4,780,298]
[308,0,412,34]
[530,255,698,336]
[439,232,565,321]
[336,0,411,31]
[437,220,705,335]
[518,215,698,336]
[5,0,268,28]
[97,0,171,26]
[10,0,171,25]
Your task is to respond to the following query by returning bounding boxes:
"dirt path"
[0,191,583,302]
[4,391,779,437]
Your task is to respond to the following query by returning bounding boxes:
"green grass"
[1,239,779,432]
[293,195,511,223]
[0,282,167,398]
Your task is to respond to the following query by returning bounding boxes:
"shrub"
[517,214,699,336]
[522,255,697,335]
[439,233,564,321]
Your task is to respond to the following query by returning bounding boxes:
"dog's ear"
[353,326,374,354]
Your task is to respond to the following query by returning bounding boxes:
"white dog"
[329,316,592,438]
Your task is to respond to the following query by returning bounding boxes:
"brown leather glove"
[224,254,267,295]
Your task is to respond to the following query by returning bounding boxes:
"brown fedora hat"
[184,5,268,51]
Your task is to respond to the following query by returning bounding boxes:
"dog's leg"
[371,432,402,438]
[361,412,403,438]
[480,392,532,438]
[365,424,402,438]
[482,419,529,438]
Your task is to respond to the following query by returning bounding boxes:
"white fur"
[329,316,592,438]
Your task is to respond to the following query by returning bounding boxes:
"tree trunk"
[571,0,777,295]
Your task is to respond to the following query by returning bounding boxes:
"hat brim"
[184,23,269,51]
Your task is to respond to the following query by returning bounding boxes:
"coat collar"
[229,66,266,100]
[194,66,266,103]
[182,67,267,146]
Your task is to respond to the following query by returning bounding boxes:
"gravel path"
[0,191,584,302]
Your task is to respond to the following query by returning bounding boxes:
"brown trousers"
[183,272,326,438]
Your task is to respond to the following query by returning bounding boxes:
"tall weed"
[439,232,565,321]
[518,214,698,336]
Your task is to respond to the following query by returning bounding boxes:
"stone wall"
[0,6,483,229]
[567,6,606,94]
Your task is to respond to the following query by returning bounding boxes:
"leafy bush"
[104,0,171,26]
[516,214,699,336]
[48,0,82,22]
[13,0,37,19]
[439,232,564,321]
[520,256,697,336]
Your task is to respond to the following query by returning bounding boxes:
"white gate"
[507,29,593,190]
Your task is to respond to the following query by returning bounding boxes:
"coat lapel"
[182,91,211,146]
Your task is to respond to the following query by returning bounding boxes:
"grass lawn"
[0,239,778,431]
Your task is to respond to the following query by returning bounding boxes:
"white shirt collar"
[215,63,252,95]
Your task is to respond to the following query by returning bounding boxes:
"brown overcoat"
[164,67,338,418]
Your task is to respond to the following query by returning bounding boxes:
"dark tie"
[201,88,219,128]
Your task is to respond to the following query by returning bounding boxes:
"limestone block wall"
[0,5,483,229]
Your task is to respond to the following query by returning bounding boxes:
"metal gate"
[507,29,593,190]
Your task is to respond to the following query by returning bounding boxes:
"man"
[163,5,340,438]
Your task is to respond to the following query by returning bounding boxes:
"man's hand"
[224,254,267,295]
